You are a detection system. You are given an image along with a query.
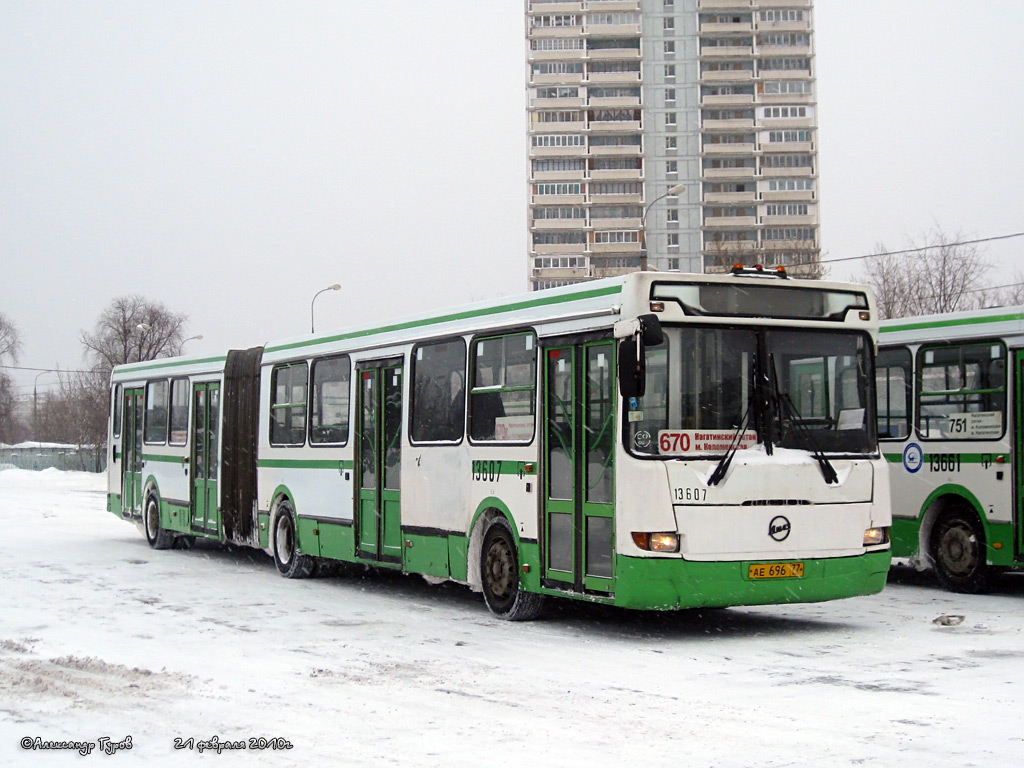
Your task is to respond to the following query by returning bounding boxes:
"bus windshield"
[625,326,875,458]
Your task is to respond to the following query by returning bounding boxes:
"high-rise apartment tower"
[526,0,820,289]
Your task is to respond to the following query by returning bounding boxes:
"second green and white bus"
[878,305,1024,592]
[107,269,891,619]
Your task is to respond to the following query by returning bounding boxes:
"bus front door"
[542,340,616,595]
[355,360,403,564]
[191,382,220,536]
[121,387,145,519]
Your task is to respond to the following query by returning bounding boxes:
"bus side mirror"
[619,335,645,399]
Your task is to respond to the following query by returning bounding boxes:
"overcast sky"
[3,0,1023,398]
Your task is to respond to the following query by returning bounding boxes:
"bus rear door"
[355,359,404,564]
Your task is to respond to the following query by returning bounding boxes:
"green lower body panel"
[162,500,192,535]
[108,493,121,516]
[402,533,450,579]
[611,550,892,610]
[890,519,919,559]
[318,522,354,561]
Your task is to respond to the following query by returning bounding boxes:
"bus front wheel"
[930,510,992,594]
[480,518,543,621]
[273,501,314,579]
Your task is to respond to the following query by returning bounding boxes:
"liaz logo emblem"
[769,516,791,542]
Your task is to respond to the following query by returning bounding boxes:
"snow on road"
[1,469,1023,766]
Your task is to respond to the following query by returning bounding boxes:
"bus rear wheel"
[273,501,314,579]
[930,510,992,594]
[144,495,174,550]
[481,518,543,621]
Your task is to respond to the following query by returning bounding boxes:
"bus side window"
[469,333,536,443]
[411,338,466,444]
[270,363,309,446]
[112,384,122,438]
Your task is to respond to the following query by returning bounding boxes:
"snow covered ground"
[2,469,1023,767]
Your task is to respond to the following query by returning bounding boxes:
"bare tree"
[0,313,23,443]
[81,295,189,370]
[70,296,190,457]
[860,227,996,319]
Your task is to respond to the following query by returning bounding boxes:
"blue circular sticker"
[903,442,923,474]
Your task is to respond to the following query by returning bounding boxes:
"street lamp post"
[639,182,687,272]
[311,284,341,334]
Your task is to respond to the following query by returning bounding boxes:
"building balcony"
[592,241,641,253]
[700,94,755,106]
[760,189,816,202]
[703,166,757,179]
[587,47,641,60]
[589,168,642,181]
[698,0,754,8]
[760,141,814,153]
[532,169,587,182]
[529,49,587,62]
[532,194,586,205]
[759,165,813,178]
[757,0,811,7]
[585,71,641,84]
[527,1,583,11]
[702,143,757,154]
[700,46,754,58]
[587,144,642,156]
[530,97,585,108]
[587,97,642,109]
[531,73,585,85]
[530,26,585,38]
[761,214,816,226]
[700,22,754,34]
[704,191,757,204]
[759,117,815,130]
[702,118,755,130]
[758,92,815,105]
[586,0,640,10]
[532,242,589,254]
[532,266,592,279]
[755,21,812,33]
[588,120,642,132]
[583,24,641,36]
[755,45,812,57]
[588,193,643,204]
[590,217,641,229]
[531,218,588,230]
[703,216,758,228]
[530,145,588,158]
[530,120,587,132]
[700,69,755,82]
[756,68,812,80]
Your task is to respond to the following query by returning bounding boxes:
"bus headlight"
[632,532,680,553]
[863,527,889,546]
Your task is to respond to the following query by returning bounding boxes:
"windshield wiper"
[769,355,839,485]
[707,398,753,487]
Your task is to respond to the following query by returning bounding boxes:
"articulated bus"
[107,270,891,620]
[878,305,1024,593]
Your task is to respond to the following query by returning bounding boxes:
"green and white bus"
[107,269,891,619]
[878,305,1024,592]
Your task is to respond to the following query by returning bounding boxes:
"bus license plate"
[748,562,804,579]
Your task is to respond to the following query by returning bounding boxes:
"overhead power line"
[819,232,1024,266]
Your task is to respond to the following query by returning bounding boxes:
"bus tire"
[273,501,314,579]
[930,510,992,594]
[144,494,174,550]
[481,518,543,621]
